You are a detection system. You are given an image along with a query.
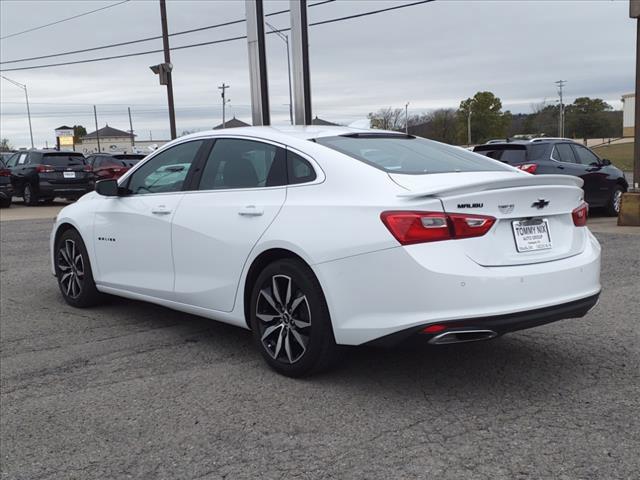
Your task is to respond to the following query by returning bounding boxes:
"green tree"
[73,125,87,145]
[0,138,12,152]
[565,97,613,141]
[457,91,510,144]
[409,109,458,144]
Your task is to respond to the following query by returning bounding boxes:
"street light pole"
[467,110,472,146]
[405,102,410,135]
[266,21,293,125]
[159,0,177,140]
[0,74,34,148]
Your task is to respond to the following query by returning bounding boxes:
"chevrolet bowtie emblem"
[531,198,550,209]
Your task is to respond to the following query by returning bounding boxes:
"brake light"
[36,164,55,173]
[572,202,589,226]
[516,163,538,174]
[83,164,92,172]
[0,168,10,177]
[380,211,496,245]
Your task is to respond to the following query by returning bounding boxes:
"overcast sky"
[0,0,634,148]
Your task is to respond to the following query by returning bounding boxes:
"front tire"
[604,186,624,217]
[54,228,102,307]
[23,183,38,206]
[249,259,341,377]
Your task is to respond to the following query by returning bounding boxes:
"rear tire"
[54,228,102,307]
[249,259,341,377]
[604,186,624,217]
[23,184,38,206]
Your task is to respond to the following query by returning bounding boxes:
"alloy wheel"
[613,189,622,213]
[23,185,32,204]
[256,274,312,364]
[57,239,85,299]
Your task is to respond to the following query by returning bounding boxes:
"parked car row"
[0,150,146,207]
[472,138,627,216]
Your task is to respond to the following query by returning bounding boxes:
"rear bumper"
[314,229,601,345]
[365,292,600,347]
[37,181,93,198]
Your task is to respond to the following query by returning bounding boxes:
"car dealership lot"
[1,219,639,479]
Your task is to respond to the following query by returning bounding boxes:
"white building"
[622,93,634,137]
[79,125,168,154]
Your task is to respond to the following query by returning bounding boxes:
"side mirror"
[601,158,612,166]
[95,179,119,196]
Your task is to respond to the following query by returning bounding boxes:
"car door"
[93,139,207,298]
[549,143,596,200]
[171,137,287,312]
[571,144,609,206]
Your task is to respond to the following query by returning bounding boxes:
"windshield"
[110,155,144,167]
[42,153,86,166]
[473,144,547,165]
[314,135,510,174]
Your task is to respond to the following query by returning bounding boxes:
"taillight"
[380,211,495,245]
[572,202,589,226]
[36,164,55,173]
[516,163,538,174]
[0,168,10,177]
[83,164,92,172]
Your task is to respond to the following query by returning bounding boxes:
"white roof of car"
[179,125,399,143]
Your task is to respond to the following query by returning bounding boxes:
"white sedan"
[50,126,601,377]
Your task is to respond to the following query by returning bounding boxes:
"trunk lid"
[391,171,587,266]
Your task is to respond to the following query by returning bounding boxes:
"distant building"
[79,125,166,154]
[213,117,250,129]
[622,93,634,137]
[311,116,338,126]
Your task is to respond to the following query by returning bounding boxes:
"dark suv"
[4,150,93,205]
[0,157,14,208]
[473,139,628,216]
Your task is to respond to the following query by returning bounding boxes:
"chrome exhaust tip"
[428,329,498,345]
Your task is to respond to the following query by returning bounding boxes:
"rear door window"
[198,139,287,190]
[553,144,577,163]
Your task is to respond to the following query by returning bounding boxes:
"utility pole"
[632,0,640,190]
[0,74,34,148]
[159,0,177,139]
[218,83,230,128]
[93,105,101,152]
[467,110,472,146]
[555,80,567,138]
[405,102,410,135]
[266,21,294,125]
[128,107,135,147]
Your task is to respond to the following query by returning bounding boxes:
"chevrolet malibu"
[50,126,601,377]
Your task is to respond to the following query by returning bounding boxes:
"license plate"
[63,171,76,178]
[512,218,552,252]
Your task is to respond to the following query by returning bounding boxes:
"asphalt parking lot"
[1,215,639,479]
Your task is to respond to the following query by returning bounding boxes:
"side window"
[126,140,203,195]
[287,150,317,184]
[553,144,577,163]
[572,145,599,166]
[17,153,28,165]
[198,138,286,190]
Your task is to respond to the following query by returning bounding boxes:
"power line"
[0,0,336,65]
[0,0,131,41]
[0,0,434,73]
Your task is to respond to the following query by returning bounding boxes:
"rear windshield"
[314,135,510,174]
[473,144,547,164]
[111,155,145,167]
[42,153,86,166]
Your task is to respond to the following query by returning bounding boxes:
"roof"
[55,125,74,130]
[213,117,251,129]
[621,93,635,100]
[311,116,338,126]
[82,125,134,139]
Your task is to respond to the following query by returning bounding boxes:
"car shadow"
[93,295,593,404]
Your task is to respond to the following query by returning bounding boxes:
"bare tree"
[368,107,405,131]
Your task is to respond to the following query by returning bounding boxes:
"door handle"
[238,205,264,216]
[151,206,172,215]
[556,165,564,170]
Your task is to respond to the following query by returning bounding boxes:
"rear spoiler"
[396,174,583,199]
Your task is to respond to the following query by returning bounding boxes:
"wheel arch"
[242,248,317,329]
